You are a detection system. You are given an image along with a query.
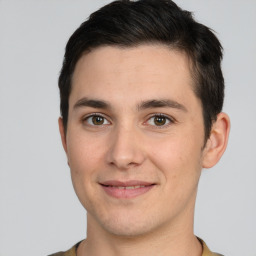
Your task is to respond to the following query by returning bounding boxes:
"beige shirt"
[49,239,223,256]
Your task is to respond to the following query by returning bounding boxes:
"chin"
[102,220,153,237]
[94,209,161,238]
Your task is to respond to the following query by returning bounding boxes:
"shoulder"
[199,237,224,256]
[48,252,66,256]
[48,241,82,256]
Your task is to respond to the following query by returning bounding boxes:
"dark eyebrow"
[73,97,109,110]
[73,97,187,112]
[138,99,187,112]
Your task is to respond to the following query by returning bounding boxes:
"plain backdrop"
[0,1,255,256]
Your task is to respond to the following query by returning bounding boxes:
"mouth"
[99,180,156,199]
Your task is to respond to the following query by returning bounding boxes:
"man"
[51,0,230,255]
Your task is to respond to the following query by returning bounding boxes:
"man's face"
[61,44,208,236]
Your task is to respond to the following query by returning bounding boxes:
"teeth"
[126,186,134,189]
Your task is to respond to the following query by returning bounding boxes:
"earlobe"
[202,112,230,168]
[58,117,68,154]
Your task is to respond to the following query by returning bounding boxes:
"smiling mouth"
[103,185,148,189]
[100,181,155,199]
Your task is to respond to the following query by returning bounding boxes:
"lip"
[100,180,156,199]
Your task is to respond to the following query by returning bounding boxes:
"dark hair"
[59,0,224,141]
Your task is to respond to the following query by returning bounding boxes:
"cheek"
[67,132,104,170]
[66,138,104,212]
[147,133,203,182]
[66,134,105,194]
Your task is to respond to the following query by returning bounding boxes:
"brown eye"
[154,116,167,126]
[92,116,104,125]
[146,114,172,127]
[85,115,110,126]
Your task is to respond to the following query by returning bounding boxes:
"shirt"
[48,238,224,256]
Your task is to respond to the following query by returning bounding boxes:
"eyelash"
[82,113,111,126]
[82,113,175,128]
[145,113,175,128]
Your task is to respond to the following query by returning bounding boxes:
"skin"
[59,44,230,256]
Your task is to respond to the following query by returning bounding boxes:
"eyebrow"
[73,97,110,110]
[73,97,187,112]
[138,99,187,112]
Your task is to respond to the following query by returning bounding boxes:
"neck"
[78,208,202,256]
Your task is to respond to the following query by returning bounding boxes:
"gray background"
[0,1,255,255]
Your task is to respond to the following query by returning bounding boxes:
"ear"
[58,117,68,154]
[202,112,230,168]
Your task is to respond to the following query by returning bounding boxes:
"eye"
[146,114,173,127]
[84,114,110,126]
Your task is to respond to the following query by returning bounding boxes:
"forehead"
[70,44,196,107]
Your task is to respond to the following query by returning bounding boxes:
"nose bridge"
[106,122,145,169]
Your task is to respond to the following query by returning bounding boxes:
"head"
[58,0,230,239]
[59,0,224,142]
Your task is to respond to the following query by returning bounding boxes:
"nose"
[106,125,146,170]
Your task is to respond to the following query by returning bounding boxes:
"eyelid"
[82,112,111,126]
[145,113,176,128]
[81,112,175,128]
